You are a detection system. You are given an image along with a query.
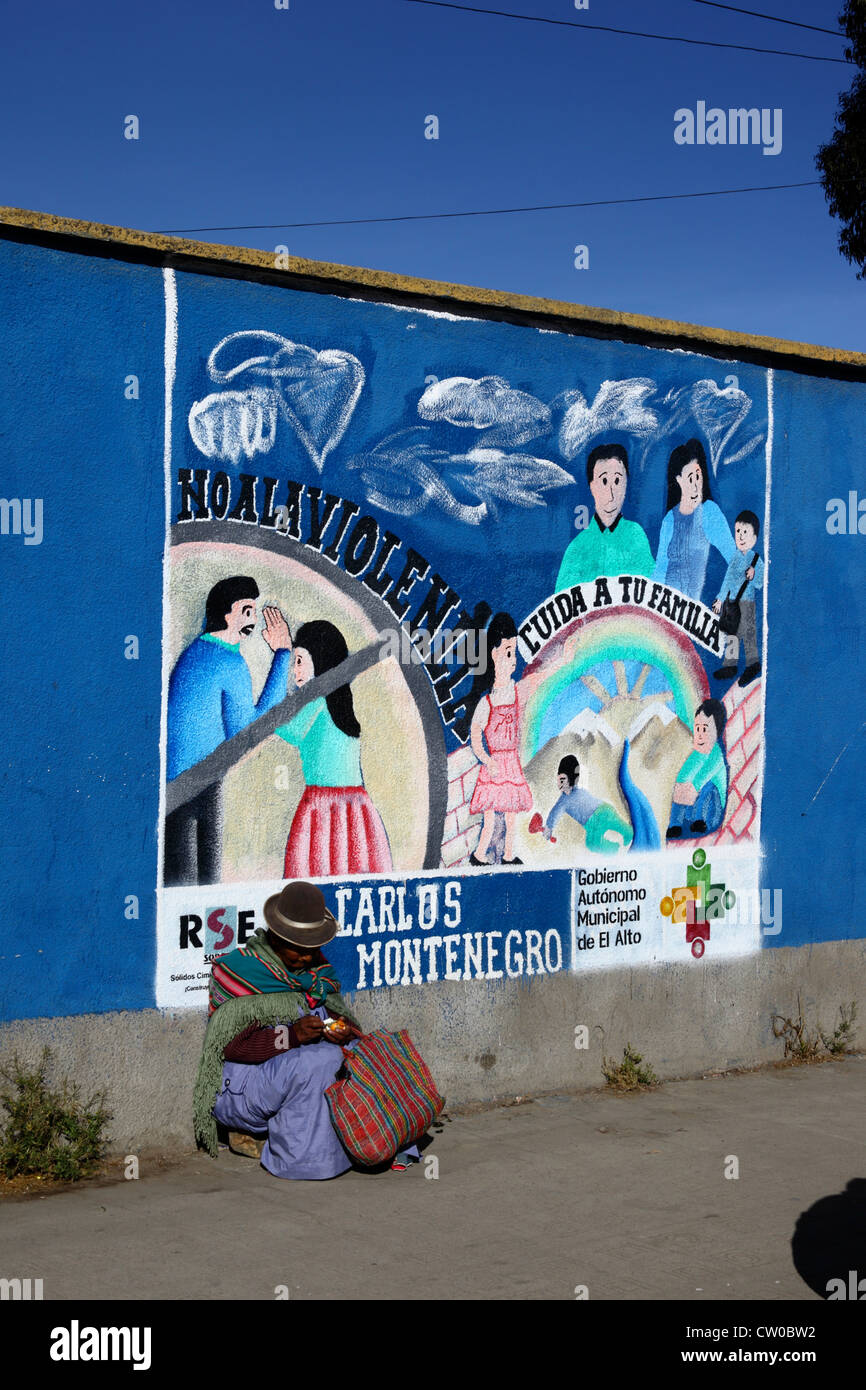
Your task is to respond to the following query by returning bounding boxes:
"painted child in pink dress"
[468,612,574,866]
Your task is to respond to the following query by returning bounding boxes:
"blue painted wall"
[0,234,862,1024]
[762,373,866,944]
[0,242,164,1018]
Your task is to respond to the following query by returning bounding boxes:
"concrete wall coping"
[3,204,866,379]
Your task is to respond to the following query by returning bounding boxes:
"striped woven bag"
[325,1029,445,1166]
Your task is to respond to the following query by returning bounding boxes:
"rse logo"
[179,906,257,951]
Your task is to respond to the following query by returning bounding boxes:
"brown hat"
[263,880,338,948]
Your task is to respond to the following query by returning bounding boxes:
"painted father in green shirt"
[555,443,654,590]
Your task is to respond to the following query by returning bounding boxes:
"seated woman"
[193,880,418,1178]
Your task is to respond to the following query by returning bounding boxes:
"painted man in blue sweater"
[165,576,291,886]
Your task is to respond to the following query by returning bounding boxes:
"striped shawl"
[193,932,358,1156]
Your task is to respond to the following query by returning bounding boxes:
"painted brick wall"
[701,677,763,848]
[441,745,482,867]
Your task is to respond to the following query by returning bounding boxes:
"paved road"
[2,1058,864,1301]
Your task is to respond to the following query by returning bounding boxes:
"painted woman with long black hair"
[653,438,735,603]
[275,620,392,877]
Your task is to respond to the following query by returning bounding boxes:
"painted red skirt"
[284,785,392,878]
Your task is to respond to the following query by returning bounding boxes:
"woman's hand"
[485,757,501,779]
[293,1015,325,1045]
[323,1014,362,1044]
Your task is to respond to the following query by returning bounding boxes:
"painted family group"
[539,436,763,853]
[463,436,762,862]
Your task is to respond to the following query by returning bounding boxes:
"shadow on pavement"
[791,1177,866,1299]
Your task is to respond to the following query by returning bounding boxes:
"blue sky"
[1,0,861,349]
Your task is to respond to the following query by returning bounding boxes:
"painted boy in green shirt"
[666,698,728,840]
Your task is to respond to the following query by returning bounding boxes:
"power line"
[160,182,821,236]
[685,0,842,38]
[400,0,850,63]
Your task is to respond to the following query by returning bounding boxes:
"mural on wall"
[157,269,770,1002]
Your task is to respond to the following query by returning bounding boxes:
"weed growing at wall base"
[0,1048,111,1182]
[771,997,857,1062]
[602,1043,658,1091]
[821,1001,857,1054]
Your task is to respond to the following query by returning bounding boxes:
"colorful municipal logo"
[659,848,736,959]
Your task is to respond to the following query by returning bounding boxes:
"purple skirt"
[213,1037,352,1181]
[212,1009,420,1180]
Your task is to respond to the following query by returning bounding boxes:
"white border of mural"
[154,272,772,1008]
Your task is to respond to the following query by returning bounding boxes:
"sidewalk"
[2,1058,864,1301]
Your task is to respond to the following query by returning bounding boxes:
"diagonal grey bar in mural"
[164,638,388,816]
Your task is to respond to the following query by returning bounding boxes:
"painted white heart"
[207,330,291,385]
[691,379,750,473]
[268,343,365,471]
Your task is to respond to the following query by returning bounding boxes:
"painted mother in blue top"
[165,576,292,886]
[653,439,735,604]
